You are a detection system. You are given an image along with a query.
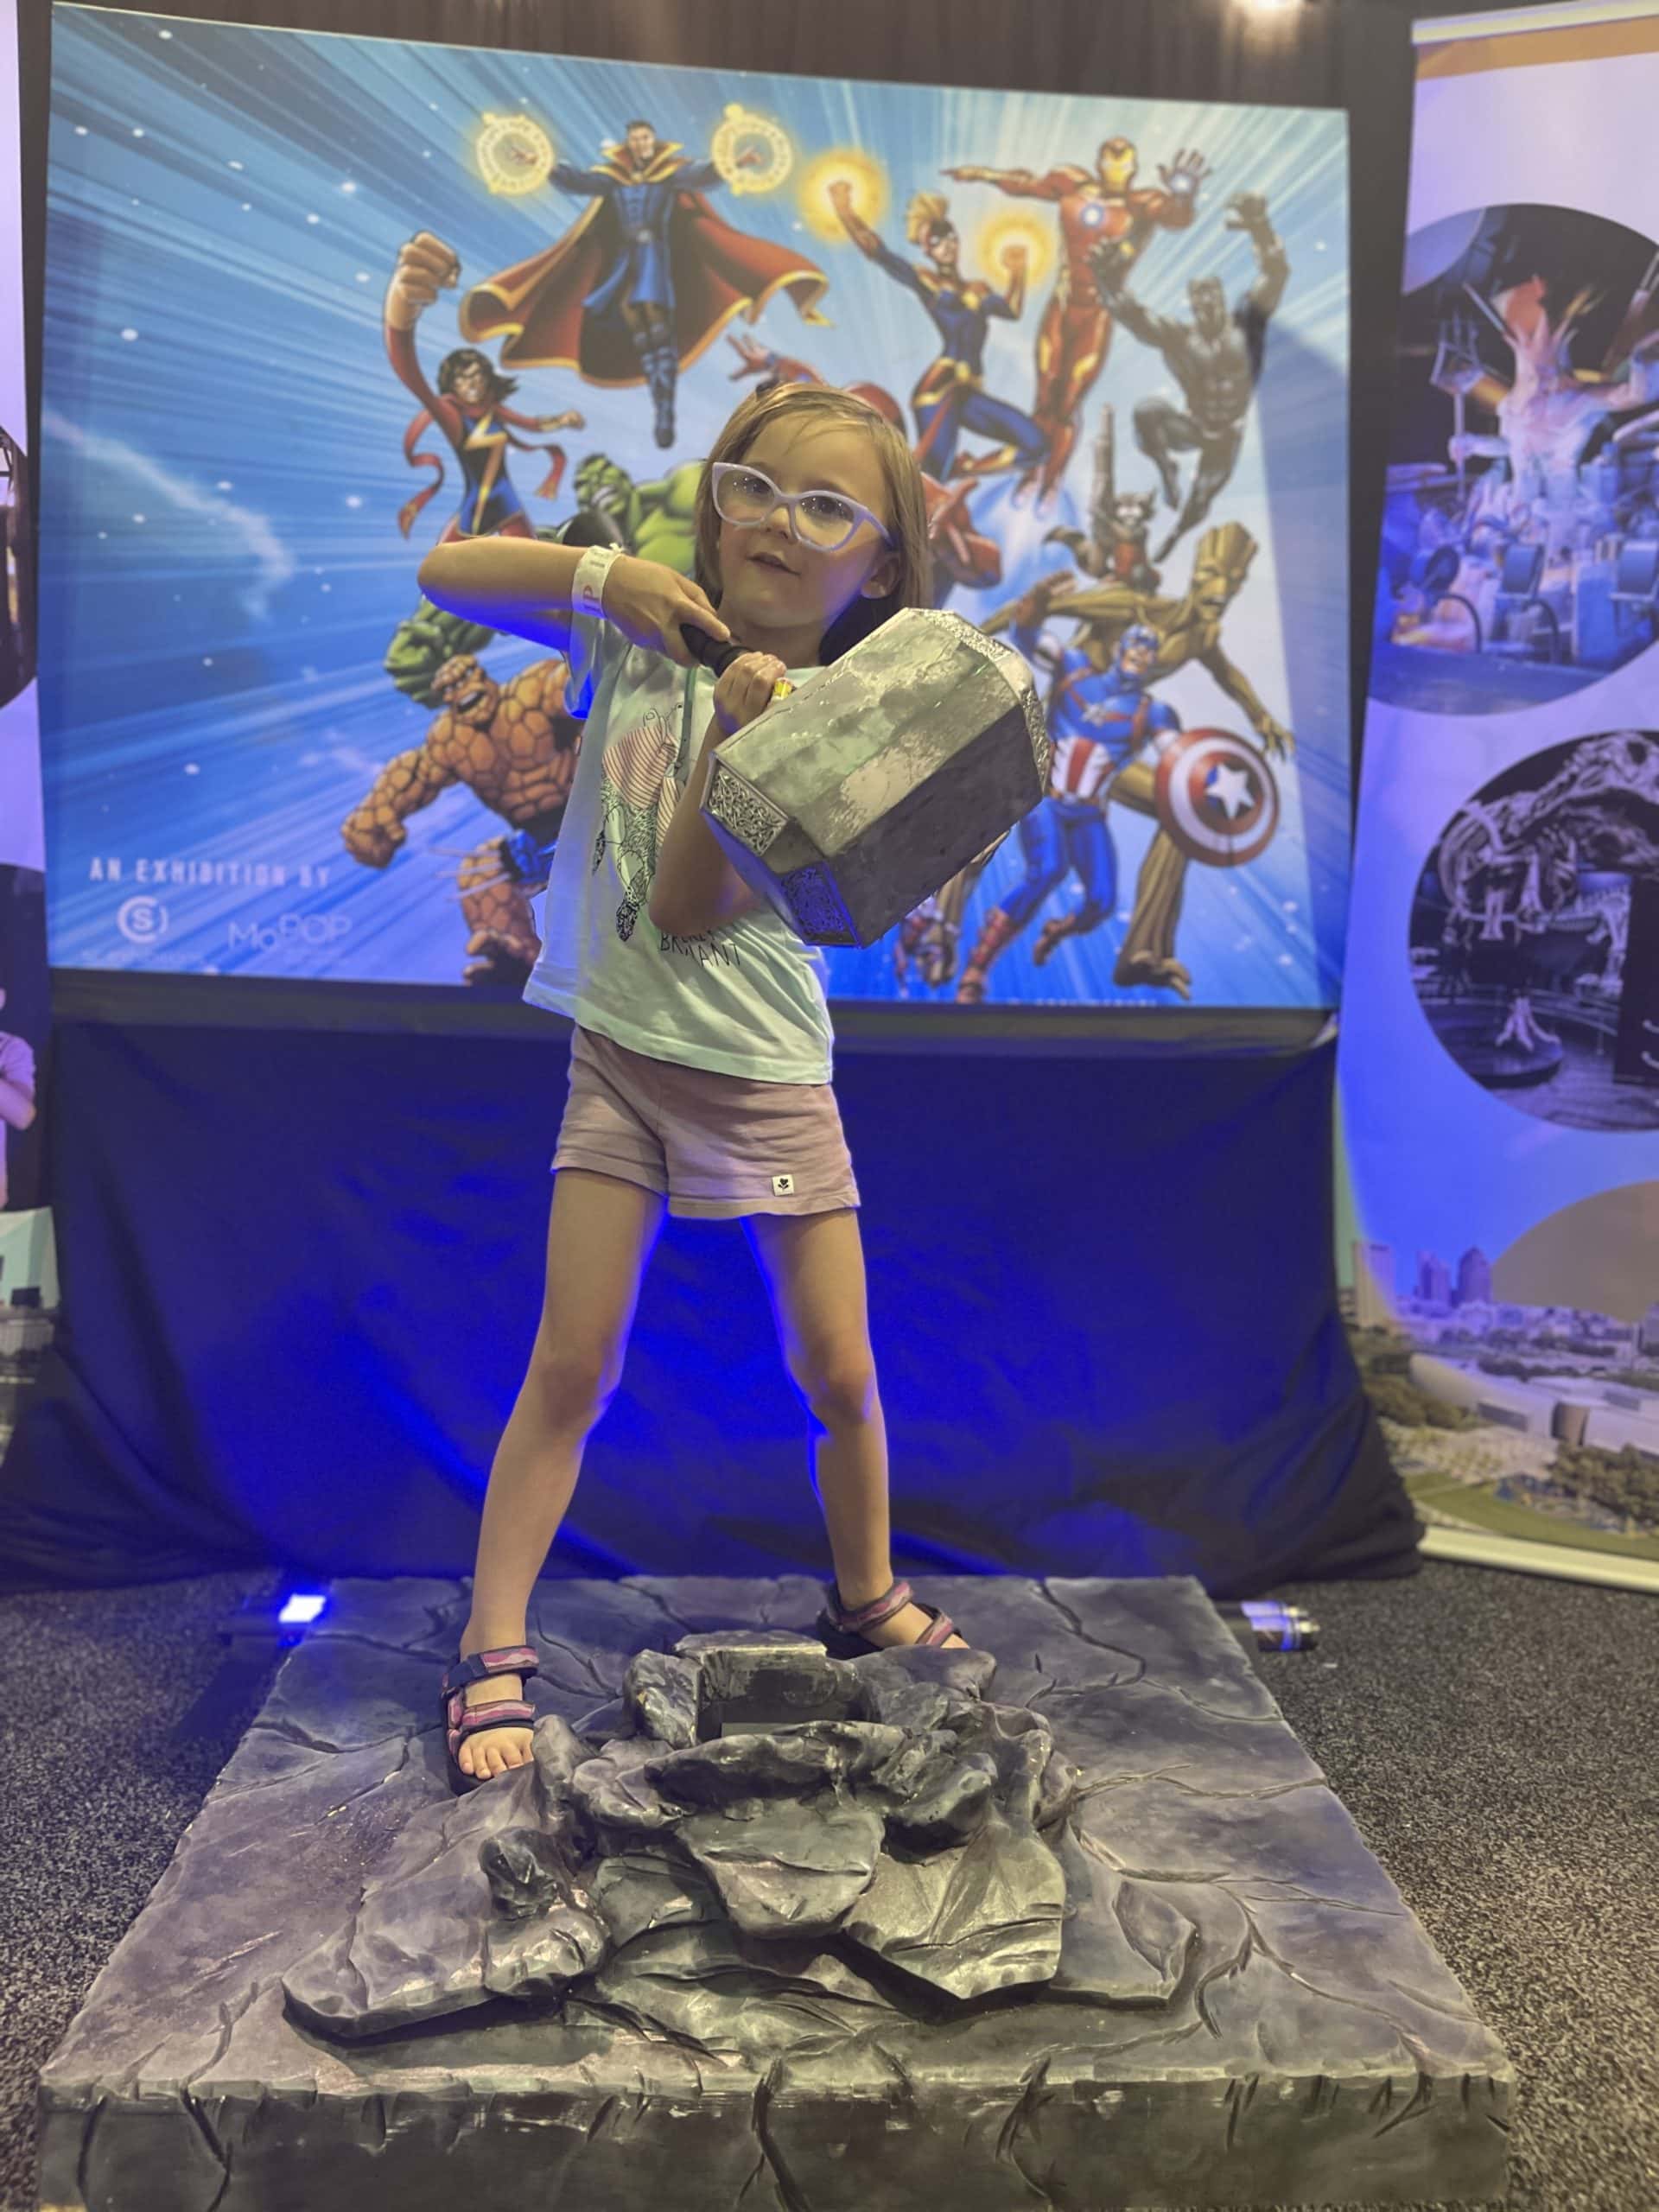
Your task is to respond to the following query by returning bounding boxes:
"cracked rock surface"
[35,1575,1512,2212]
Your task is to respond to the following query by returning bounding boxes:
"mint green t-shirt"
[522,609,833,1084]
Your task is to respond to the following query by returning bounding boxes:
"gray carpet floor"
[1,1559,1654,2211]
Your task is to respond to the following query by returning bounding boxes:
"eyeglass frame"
[709,459,893,554]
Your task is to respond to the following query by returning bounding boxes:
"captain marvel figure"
[944,138,1207,501]
[830,183,1048,483]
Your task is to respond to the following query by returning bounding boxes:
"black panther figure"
[1095,190,1288,563]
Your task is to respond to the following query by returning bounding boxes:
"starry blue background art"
[40,9,1351,1007]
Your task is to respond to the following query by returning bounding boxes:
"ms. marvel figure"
[385,230,582,542]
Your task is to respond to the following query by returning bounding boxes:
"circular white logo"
[117,893,169,944]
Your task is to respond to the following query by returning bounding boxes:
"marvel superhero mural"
[40,17,1350,1010]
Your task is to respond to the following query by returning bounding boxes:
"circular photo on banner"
[1372,202,1659,719]
[0,426,33,711]
[1410,730,1659,1130]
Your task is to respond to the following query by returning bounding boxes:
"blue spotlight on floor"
[276,1592,329,1627]
[218,1584,333,1657]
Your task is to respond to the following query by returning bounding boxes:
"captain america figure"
[957,622,1180,1001]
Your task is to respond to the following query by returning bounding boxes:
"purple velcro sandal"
[813,1578,960,1658]
[440,1644,541,1794]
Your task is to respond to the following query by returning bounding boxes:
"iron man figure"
[944,139,1207,501]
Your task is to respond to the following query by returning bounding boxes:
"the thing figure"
[341,654,582,986]
[944,138,1206,500]
[459,118,826,448]
[830,184,1046,483]
[385,232,582,541]
[1098,191,1288,561]
[988,521,1290,998]
[955,625,1179,1003]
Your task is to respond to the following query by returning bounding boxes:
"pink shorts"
[552,1026,861,1220]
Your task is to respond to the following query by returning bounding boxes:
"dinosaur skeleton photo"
[1417,733,1659,1128]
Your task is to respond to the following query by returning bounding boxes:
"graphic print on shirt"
[591,707,683,941]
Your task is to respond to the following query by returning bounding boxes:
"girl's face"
[715,415,900,659]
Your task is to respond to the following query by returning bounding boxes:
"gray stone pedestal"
[35,1576,1512,2209]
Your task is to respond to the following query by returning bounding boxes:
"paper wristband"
[572,544,620,621]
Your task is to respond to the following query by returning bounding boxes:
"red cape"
[459,188,827,384]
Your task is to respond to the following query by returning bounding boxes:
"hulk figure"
[569,451,702,575]
[383,597,501,709]
[381,454,702,707]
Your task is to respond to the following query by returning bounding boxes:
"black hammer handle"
[681,623,795,699]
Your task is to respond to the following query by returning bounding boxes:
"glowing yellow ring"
[476,112,555,199]
[712,104,792,197]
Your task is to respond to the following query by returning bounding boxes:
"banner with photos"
[41,10,1350,1014]
[1340,0,1659,1573]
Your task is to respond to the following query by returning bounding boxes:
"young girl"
[418,383,969,1791]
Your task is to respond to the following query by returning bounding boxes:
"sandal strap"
[916,1608,957,1648]
[448,1698,535,1741]
[441,1645,539,1697]
[830,1579,913,1632]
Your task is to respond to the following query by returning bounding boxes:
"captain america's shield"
[1154,728,1280,868]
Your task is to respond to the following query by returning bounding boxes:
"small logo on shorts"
[772,1173,795,1196]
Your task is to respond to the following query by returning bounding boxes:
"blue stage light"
[277,1592,328,1626]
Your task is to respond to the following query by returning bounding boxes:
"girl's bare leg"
[459,1168,666,1779]
[745,1207,967,1648]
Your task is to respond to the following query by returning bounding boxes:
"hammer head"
[700,607,1050,947]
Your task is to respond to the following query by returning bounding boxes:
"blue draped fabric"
[0,1019,1418,1598]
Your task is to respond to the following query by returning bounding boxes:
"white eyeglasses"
[710,461,893,554]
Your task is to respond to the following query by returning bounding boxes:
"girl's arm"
[416,539,727,664]
[416,537,583,652]
[0,1071,35,1132]
[649,652,785,938]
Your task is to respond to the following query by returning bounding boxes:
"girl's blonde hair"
[693,381,932,662]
